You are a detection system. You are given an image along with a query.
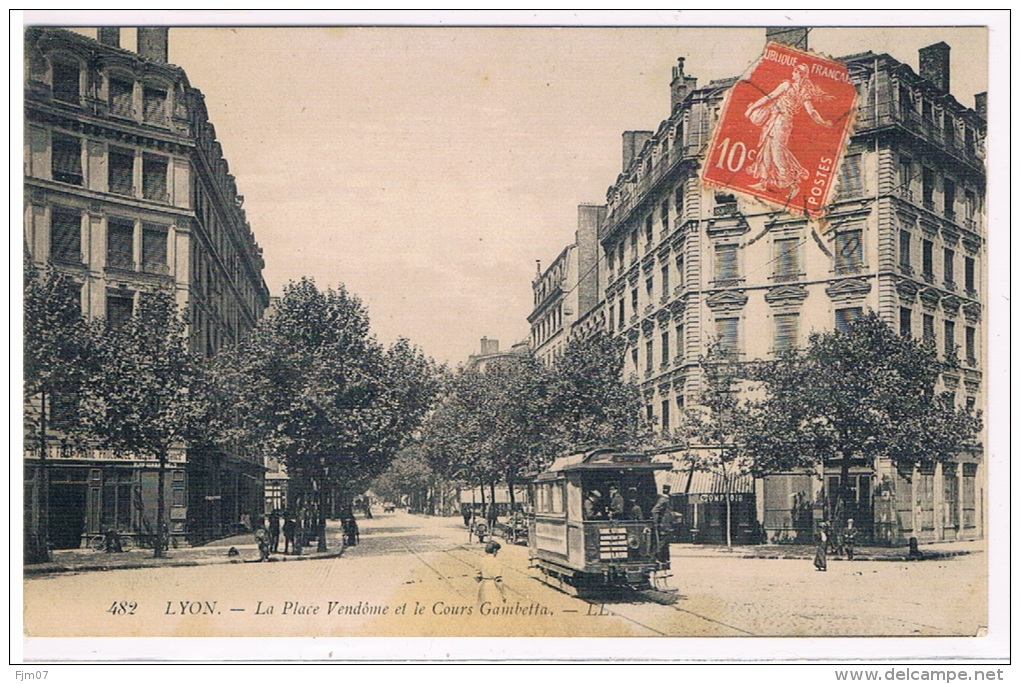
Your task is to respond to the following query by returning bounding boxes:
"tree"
[76,289,202,558]
[675,342,753,547]
[744,311,983,530]
[547,330,651,455]
[372,446,435,513]
[208,278,438,551]
[23,258,93,562]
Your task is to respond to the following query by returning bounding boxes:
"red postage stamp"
[702,42,858,217]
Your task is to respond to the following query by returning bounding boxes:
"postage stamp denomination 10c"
[702,41,858,217]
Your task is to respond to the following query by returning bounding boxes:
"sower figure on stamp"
[651,484,674,565]
[745,62,833,196]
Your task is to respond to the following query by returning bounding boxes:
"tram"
[528,447,673,595]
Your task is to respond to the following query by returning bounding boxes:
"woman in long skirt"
[814,522,829,572]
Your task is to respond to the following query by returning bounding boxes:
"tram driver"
[583,489,606,520]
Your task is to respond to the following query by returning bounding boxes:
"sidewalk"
[24,520,347,576]
[669,538,984,562]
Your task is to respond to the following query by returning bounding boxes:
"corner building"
[595,31,985,545]
[23,27,271,547]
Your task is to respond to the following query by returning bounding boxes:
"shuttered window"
[773,313,799,352]
[944,320,956,358]
[660,200,669,234]
[922,314,935,343]
[774,238,799,279]
[661,265,670,298]
[142,223,168,274]
[922,239,934,279]
[661,330,670,364]
[943,248,955,286]
[142,154,168,201]
[106,292,134,329]
[716,317,739,356]
[836,154,863,199]
[51,133,82,185]
[965,257,975,292]
[965,326,976,362]
[645,339,654,373]
[834,307,863,333]
[899,230,912,271]
[899,307,912,337]
[715,243,739,282]
[109,147,134,195]
[834,230,862,274]
[107,218,135,269]
[675,323,684,361]
[143,86,167,123]
[661,399,671,434]
[52,61,80,104]
[109,78,134,117]
[50,207,81,263]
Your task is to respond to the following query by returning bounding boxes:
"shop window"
[106,218,135,270]
[108,146,135,196]
[51,132,83,185]
[49,206,81,263]
[51,61,80,104]
[142,154,168,202]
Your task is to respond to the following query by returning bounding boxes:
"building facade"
[552,30,986,545]
[23,27,271,548]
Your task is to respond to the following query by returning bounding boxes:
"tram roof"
[536,448,671,480]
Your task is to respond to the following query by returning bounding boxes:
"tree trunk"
[317,464,328,552]
[507,469,517,510]
[36,391,52,562]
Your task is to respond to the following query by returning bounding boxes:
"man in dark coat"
[608,485,626,521]
[282,515,297,555]
[268,511,281,553]
[651,484,674,563]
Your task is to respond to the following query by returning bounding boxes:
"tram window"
[536,482,564,514]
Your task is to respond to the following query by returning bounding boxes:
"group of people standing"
[813,518,859,571]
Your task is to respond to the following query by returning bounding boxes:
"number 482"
[107,601,137,615]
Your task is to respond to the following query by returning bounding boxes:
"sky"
[23,12,998,366]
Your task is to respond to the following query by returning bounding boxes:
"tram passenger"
[608,484,626,521]
[583,489,605,520]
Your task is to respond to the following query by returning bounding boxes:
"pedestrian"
[583,489,604,520]
[342,514,359,547]
[475,541,507,606]
[608,484,625,521]
[282,514,296,555]
[814,522,829,571]
[254,527,270,562]
[843,518,857,561]
[462,505,472,528]
[268,511,281,553]
[651,484,674,564]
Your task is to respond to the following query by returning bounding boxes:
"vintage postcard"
[14,11,1008,667]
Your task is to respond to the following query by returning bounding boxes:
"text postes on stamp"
[702,42,857,217]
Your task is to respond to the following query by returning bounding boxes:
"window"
[661,264,670,298]
[674,185,684,214]
[899,230,912,272]
[109,77,134,117]
[965,257,976,293]
[645,339,654,374]
[922,239,934,280]
[834,307,863,333]
[630,346,638,371]
[142,154,168,201]
[775,238,799,279]
[676,392,686,411]
[606,248,615,276]
[645,276,653,302]
[715,243,739,282]
[107,218,135,269]
[106,291,134,329]
[675,323,684,360]
[964,190,977,224]
[943,248,955,288]
[618,298,625,328]
[834,230,862,274]
[944,320,956,358]
[716,317,739,357]
[618,242,625,271]
[143,86,167,124]
[52,61,80,104]
[142,223,168,274]
[661,330,670,364]
[836,154,863,199]
[661,399,671,434]
[645,214,654,247]
[630,230,638,263]
[773,313,799,352]
[108,147,135,195]
[660,200,670,234]
[922,314,935,343]
[50,207,81,263]
[51,133,82,185]
[943,178,956,219]
[922,167,935,209]
[608,305,615,333]
[899,307,912,337]
[676,254,685,289]
[965,326,976,363]
[899,155,914,199]
[646,403,654,424]
[631,289,638,316]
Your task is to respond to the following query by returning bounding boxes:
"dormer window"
[52,61,80,104]
[143,86,168,124]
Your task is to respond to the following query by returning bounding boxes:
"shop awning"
[656,467,754,495]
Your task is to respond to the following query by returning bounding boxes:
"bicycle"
[88,531,134,552]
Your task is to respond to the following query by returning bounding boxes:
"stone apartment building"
[23,27,271,547]
[540,29,986,545]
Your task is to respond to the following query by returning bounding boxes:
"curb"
[24,547,346,576]
[671,549,977,562]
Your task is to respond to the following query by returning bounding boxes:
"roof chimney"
[97,27,120,48]
[622,131,652,172]
[137,27,169,63]
[480,337,500,355]
[766,27,808,50]
[974,92,987,119]
[670,57,698,111]
[919,42,951,94]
